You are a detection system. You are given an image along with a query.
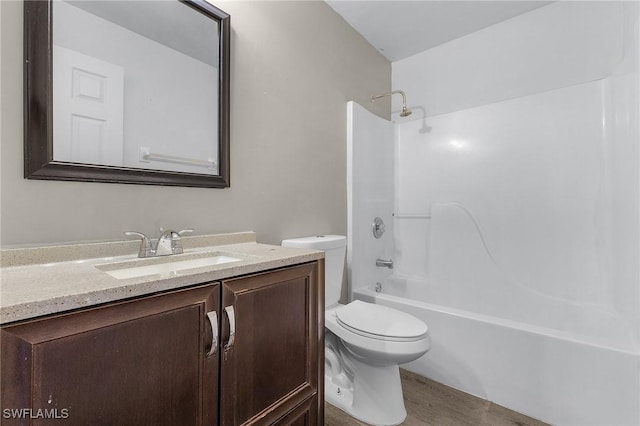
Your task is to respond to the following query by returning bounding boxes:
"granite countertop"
[0,232,323,325]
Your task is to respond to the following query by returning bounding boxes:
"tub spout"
[376,258,394,269]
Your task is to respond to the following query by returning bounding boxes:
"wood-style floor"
[324,369,550,426]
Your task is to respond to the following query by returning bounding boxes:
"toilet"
[281,235,431,425]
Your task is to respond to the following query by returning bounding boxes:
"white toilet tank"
[281,235,346,307]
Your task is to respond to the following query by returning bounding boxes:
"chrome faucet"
[125,229,194,258]
[376,258,394,269]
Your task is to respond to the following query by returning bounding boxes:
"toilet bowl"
[281,235,431,425]
[324,302,430,425]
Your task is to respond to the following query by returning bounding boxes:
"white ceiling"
[325,1,552,62]
[66,1,219,66]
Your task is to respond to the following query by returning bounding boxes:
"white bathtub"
[354,284,640,426]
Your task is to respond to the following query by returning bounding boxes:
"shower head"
[370,89,412,117]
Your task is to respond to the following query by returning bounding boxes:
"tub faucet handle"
[372,217,386,239]
[376,258,394,269]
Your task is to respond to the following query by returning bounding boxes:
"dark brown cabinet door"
[1,283,220,426]
[219,262,324,426]
[271,397,317,426]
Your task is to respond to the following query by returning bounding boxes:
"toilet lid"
[336,300,428,340]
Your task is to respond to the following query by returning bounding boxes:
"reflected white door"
[53,45,124,166]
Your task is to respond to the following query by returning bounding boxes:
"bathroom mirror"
[24,0,230,188]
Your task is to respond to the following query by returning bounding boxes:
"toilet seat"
[335,300,428,342]
[325,302,431,367]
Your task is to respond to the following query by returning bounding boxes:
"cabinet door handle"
[224,305,235,349]
[206,311,218,356]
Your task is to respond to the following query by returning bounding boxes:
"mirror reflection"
[52,0,220,175]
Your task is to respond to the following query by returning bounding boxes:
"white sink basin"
[97,253,242,280]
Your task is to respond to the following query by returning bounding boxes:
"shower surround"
[347,2,640,425]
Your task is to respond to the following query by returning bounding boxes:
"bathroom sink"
[96,252,243,280]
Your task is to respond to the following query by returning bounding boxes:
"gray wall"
[0,0,390,247]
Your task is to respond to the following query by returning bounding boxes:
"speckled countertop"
[0,232,323,325]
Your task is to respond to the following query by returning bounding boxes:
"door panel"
[220,263,321,426]
[53,45,124,166]
[1,284,219,426]
[273,398,324,426]
[272,397,317,426]
[33,307,200,425]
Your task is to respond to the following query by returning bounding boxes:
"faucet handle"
[160,229,193,256]
[155,229,192,256]
[124,231,154,258]
[124,231,149,244]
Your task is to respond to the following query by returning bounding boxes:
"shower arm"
[370,89,412,117]
[370,90,407,106]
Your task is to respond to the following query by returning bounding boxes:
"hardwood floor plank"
[482,401,549,426]
[401,370,488,426]
[324,369,550,426]
[325,403,368,426]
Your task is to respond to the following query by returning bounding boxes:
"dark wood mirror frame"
[24,0,230,188]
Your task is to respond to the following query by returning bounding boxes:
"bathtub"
[353,283,640,426]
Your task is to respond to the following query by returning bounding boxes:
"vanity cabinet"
[1,261,323,425]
